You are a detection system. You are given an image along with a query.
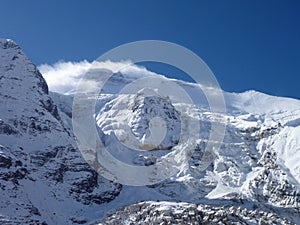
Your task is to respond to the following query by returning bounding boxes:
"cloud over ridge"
[38,60,161,94]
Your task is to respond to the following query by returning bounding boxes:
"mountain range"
[0,38,299,224]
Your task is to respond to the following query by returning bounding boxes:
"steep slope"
[0,39,121,225]
[71,68,300,224]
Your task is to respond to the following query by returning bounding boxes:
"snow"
[79,63,300,220]
[57,62,300,222]
[268,126,300,184]
[1,38,300,224]
[0,38,122,224]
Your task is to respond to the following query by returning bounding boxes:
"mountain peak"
[0,38,17,46]
[0,38,48,94]
[0,39,122,224]
[0,38,62,139]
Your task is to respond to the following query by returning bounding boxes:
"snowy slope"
[71,64,300,224]
[1,38,300,224]
[0,39,121,225]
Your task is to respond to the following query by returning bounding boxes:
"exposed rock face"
[97,201,296,225]
[0,39,121,224]
[128,89,181,150]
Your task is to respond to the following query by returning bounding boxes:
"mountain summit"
[0,39,121,224]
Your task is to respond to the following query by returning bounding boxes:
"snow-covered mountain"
[1,38,300,224]
[0,39,121,224]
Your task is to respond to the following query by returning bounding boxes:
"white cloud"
[38,60,139,94]
[38,60,89,94]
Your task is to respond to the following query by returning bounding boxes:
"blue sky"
[0,0,299,99]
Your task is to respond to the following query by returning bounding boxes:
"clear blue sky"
[0,0,299,99]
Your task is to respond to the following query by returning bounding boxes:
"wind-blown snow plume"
[38,60,159,94]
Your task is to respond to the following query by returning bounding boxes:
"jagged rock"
[0,38,122,224]
[97,201,297,225]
